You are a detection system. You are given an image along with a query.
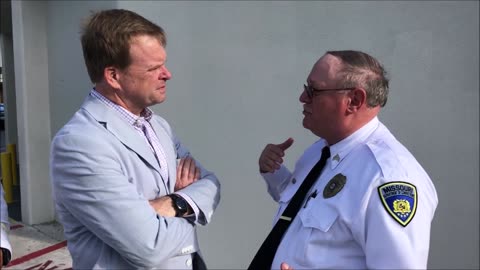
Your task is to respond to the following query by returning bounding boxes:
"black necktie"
[248,146,331,270]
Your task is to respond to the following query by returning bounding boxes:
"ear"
[103,66,122,89]
[346,88,367,113]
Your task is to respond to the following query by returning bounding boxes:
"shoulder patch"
[377,181,417,227]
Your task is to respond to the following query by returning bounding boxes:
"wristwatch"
[1,247,11,266]
[167,194,189,217]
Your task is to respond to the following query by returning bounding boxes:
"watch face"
[174,196,188,214]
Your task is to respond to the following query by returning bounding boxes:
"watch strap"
[168,194,188,217]
[1,247,11,266]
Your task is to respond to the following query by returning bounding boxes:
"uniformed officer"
[250,50,438,269]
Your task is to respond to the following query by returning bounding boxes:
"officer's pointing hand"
[259,138,294,173]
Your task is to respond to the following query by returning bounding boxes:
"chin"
[155,98,166,105]
[302,118,311,130]
[302,119,321,137]
[146,99,164,107]
[153,93,166,103]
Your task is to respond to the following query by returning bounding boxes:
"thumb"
[281,262,292,270]
[277,137,294,151]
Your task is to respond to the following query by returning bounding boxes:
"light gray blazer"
[50,94,220,269]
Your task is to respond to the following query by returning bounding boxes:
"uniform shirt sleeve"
[261,165,293,202]
[0,185,12,253]
[353,177,434,269]
[0,223,11,253]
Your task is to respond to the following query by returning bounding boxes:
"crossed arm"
[149,156,201,217]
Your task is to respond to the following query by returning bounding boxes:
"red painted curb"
[10,224,23,230]
[7,240,68,267]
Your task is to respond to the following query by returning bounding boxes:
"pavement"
[1,176,72,269]
[4,219,72,269]
[1,147,71,268]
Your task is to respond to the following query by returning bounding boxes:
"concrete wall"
[21,1,480,269]
[47,0,117,133]
[11,0,54,224]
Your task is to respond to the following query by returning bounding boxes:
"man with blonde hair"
[50,9,220,269]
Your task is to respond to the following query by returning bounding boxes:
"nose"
[299,89,309,103]
[160,66,172,80]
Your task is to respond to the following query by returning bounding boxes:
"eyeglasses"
[303,84,356,99]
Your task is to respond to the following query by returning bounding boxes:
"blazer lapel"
[81,95,162,175]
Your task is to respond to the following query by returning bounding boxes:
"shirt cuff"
[262,165,293,202]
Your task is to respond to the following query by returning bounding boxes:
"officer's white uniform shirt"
[0,184,12,254]
[262,117,438,269]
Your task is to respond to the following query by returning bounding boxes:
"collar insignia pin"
[323,173,347,198]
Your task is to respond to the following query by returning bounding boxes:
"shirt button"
[292,178,297,184]
[186,258,192,267]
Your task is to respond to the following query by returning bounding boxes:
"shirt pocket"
[295,200,339,265]
[299,201,338,232]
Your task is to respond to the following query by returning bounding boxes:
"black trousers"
[193,252,207,270]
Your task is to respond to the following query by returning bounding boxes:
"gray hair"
[326,50,389,107]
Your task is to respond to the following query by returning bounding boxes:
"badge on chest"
[323,173,347,199]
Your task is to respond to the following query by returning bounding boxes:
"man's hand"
[281,262,294,270]
[259,138,294,173]
[175,157,200,191]
[0,249,3,269]
[149,196,175,217]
